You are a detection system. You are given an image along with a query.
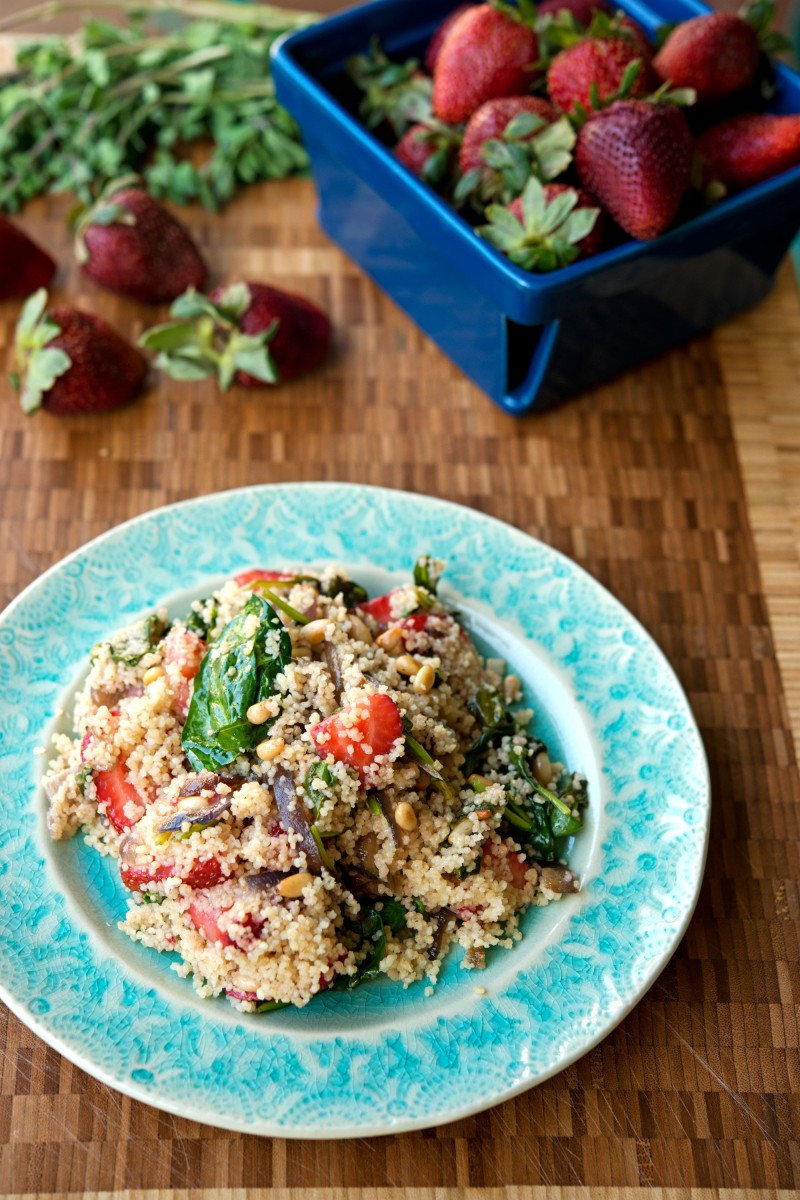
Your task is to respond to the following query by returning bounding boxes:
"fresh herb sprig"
[0,1,317,213]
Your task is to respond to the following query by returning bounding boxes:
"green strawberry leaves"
[139,284,280,389]
[71,173,144,263]
[479,177,599,272]
[739,0,791,54]
[455,115,576,208]
[12,288,72,415]
[348,38,433,137]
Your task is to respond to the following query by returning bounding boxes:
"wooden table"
[1,9,800,1199]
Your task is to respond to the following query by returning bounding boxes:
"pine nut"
[475,808,492,820]
[247,700,270,725]
[533,750,552,786]
[376,627,404,652]
[143,666,164,685]
[395,654,421,676]
[348,615,372,643]
[256,736,285,762]
[394,801,418,831]
[413,664,436,694]
[277,871,313,898]
[503,673,522,703]
[449,817,472,844]
[298,618,330,645]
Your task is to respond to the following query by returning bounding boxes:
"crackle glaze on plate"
[0,483,709,1137]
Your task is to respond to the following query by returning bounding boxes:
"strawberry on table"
[12,289,148,416]
[0,215,56,300]
[696,113,800,189]
[309,693,404,778]
[73,175,207,304]
[432,3,540,125]
[652,12,760,106]
[575,99,694,240]
[139,282,330,388]
[480,176,604,270]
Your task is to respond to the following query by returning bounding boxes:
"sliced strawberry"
[234,568,296,587]
[482,839,530,889]
[120,856,224,892]
[188,899,233,946]
[95,761,147,833]
[356,592,397,625]
[309,693,403,774]
[163,626,207,717]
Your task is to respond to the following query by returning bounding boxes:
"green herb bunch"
[0,1,318,213]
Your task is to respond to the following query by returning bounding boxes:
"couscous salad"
[44,557,587,1012]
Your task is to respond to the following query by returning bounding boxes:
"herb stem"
[255,587,310,626]
[0,0,318,35]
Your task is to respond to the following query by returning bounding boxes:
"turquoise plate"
[0,483,709,1137]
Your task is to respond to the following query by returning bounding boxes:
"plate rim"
[0,481,711,1137]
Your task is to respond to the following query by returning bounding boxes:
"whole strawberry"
[425,4,473,72]
[74,176,207,304]
[140,282,330,388]
[696,113,800,189]
[12,289,148,416]
[480,175,604,270]
[576,99,694,240]
[652,13,759,105]
[547,36,654,116]
[456,96,574,207]
[0,216,56,300]
[433,3,539,125]
[460,96,557,173]
[395,121,462,186]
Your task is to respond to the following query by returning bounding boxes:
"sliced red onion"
[245,870,290,891]
[273,766,323,874]
[322,641,343,702]
[158,795,231,834]
[427,906,456,960]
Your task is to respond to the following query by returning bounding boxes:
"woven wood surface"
[1,12,800,1191]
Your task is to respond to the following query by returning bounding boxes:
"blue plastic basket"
[272,0,800,414]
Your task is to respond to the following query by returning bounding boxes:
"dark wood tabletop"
[0,2,799,1196]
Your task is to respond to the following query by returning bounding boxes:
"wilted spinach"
[182,592,291,771]
[185,597,218,640]
[323,574,368,607]
[335,898,407,989]
[463,687,516,776]
[97,612,169,666]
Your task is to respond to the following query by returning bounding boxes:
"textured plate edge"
[0,481,712,1138]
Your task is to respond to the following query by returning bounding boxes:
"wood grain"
[0,11,799,1194]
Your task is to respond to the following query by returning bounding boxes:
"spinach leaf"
[335,898,407,990]
[379,897,408,933]
[413,554,442,595]
[463,687,516,776]
[99,612,169,666]
[323,574,368,608]
[185,596,217,640]
[181,593,291,771]
[303,760,337,818]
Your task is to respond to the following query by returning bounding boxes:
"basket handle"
[499,319,561,416]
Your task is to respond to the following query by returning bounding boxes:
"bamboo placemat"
[0,137,799,1200]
